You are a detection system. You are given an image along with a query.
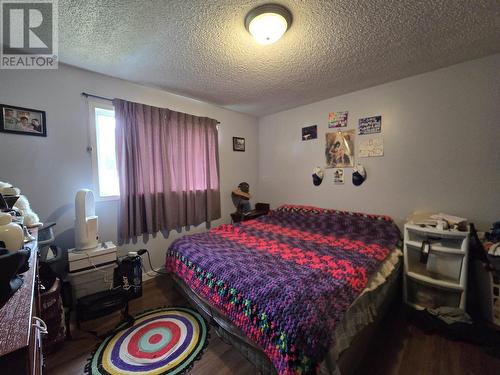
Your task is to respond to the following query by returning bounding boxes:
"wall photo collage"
[301,110,385,187]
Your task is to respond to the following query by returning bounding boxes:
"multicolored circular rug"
[85,307,208,375]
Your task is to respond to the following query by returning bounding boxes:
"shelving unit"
[403,223,469,310]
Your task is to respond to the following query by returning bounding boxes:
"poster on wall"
[301,125,318,141]
[359,136,384,157]
[358,116,381,135]
[325,130,355,168]
[328,111,348,128]
[333,168,344,184]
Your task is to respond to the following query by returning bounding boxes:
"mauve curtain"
[113,99,221,242]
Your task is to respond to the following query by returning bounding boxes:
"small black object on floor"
[75,255,143,338]
[407,307,500,358]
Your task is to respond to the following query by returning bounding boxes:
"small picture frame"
[333,168,345,184]
[0,104,47,137]
[233,137,245,152]
[301,125,317,141]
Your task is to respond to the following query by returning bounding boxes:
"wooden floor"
[358,307,500,375]
[47,276,500,375]
[47,276,256,375]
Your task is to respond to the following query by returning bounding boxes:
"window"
[89,101,120,199]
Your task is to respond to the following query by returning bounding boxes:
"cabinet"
[0,230,45,374]
[403,223,469,310]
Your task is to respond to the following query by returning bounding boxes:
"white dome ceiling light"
[245,4,293,45]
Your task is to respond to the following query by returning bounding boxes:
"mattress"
[171,247,402,375]
[320,248,402,375]
[167,205,402,374]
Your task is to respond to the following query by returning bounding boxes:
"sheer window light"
[89,104,120,198]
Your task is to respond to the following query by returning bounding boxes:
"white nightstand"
[403,223,469,310]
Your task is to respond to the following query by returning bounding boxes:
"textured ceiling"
[59,0,500,116]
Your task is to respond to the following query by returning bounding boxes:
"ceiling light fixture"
[245,4,292,45]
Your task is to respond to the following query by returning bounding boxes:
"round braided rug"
[85,307,208,375]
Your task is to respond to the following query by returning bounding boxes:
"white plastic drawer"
[406,277,462,309]
[406,243,463,283]
[406,231,464,250]
[406,228,465,251]
[67,263,116,300]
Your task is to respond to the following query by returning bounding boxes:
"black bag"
[114,255,142,301]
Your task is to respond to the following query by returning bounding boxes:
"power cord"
[83,249,114,290]
[137,249,168,275]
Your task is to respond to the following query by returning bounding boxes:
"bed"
[166,205,402,374]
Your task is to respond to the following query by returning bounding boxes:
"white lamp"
[245,4,292,45]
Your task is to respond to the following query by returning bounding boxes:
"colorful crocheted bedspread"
[165,205,401,374]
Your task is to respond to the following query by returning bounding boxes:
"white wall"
[257,54,500,230]
[1,54,498,273]
[0,64,258,270]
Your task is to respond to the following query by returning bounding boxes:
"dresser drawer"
[29,317,46,375]
[406,276,462,309]
[0,232,43,374]
[405,242,464,283]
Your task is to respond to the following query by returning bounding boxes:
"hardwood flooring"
[47,276,256,375]
[47,276,500,375]
[358,305,500,375]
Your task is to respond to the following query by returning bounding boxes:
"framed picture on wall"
[301,125,317,141]
[233,137,245,152]
[0,104,47,137]
[325,130,355,168]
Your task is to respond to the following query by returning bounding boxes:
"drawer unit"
[405,228,465,251]
[405,276,462,310]
[0,230,44,374]
[405,242,464,283]
[67,263,117,301]
[403,223,469,310]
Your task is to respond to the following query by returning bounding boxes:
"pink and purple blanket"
[166,205,401,374]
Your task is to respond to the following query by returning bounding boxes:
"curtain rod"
[81,92,113,101]
[81,92,220,124]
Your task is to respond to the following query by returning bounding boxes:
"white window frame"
[88,99,120,201]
